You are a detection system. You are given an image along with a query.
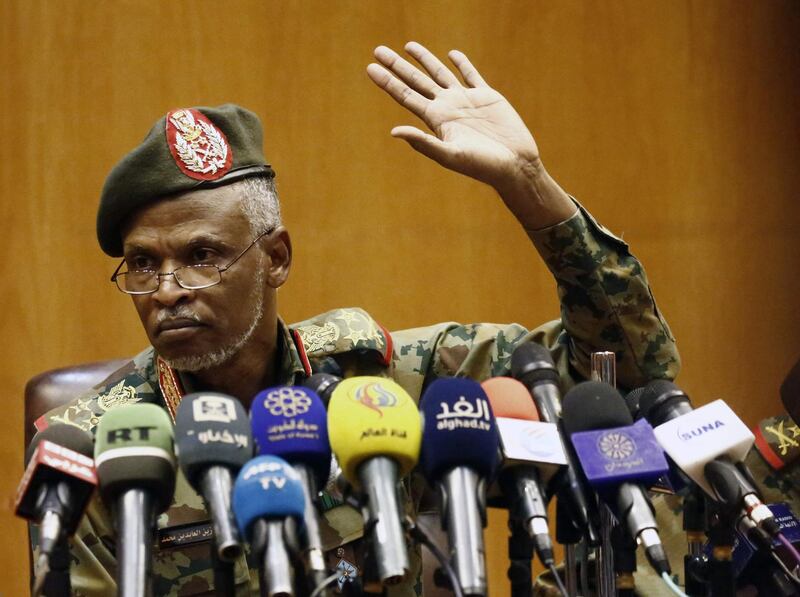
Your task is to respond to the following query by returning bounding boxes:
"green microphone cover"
[94,404,176,512]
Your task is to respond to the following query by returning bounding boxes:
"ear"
[263,227,292,288]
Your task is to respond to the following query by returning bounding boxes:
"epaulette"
[289,308,393,377]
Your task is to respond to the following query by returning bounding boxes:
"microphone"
[16,425,97,594]
[94,404,176,597]
[251,386,331,591]
[562,381,672,575]
[303,373,342,407]
[232,455,306,597]
[174,392,253,562]
[481,376,566,566]
[510,341,601,545]
[639,380,777,535]
[327,376,422,586]
[419,377,501,596]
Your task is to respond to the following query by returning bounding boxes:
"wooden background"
[1,1,798,594]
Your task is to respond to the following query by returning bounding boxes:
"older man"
[35,43,678,595]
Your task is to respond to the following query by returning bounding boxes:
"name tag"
[157,521,214,549]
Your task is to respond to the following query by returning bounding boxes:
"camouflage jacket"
[34,201,679,595]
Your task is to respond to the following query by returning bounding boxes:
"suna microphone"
[420,377,500,597]
[562,381,672,575]
[174,392,253,562]
[327,376,422,586]
[94,404,176,597]
[639,380,777,535]
[233,455,305,597]
[511,342,600,546]
[16,424,96,584]
[251,386,331,591]
[482,376,566,567]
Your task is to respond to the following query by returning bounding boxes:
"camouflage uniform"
[34,201,679,595]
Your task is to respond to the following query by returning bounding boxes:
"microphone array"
[15,344,800,597]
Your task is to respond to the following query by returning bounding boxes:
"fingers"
[404,41,462,88]
[448,50,488,88]
[366,63,429,118]
[390,126,456,169]
[373,46,439,99]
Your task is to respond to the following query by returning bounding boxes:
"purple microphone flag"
[570,419,669,487]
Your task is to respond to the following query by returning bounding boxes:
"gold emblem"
[297,322,340,354]
[98,380,138,411]
[765,419,800,456]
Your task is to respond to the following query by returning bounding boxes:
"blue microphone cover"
[175,392,254,488]
[250,386,331,487]
[232,455,306,540]
[419,377,500,481]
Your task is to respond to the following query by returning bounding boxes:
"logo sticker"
[192,395,238,423]
[350,382,399,417]
[598,431,636,460]
[263,387,312,418]
[166,108,232,181]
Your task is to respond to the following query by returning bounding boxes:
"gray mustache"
[156,306,202,325]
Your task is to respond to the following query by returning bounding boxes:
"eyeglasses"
[111,228,274,295]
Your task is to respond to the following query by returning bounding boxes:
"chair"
[24,360,127,447]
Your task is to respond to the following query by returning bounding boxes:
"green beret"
[97,104,275,257]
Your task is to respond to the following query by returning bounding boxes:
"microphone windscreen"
[175,392,253,488]
[481,377,540,421]
[639,380,690,424]
[562,381,632,434]
[250,386,331,487]
[624,387,646,421]
[511,342,560,383]
[94,404,176,512]
[26,424,94,465]
[302,374,341,407]
[327,376,421,486]
[232,455,305,540]
[419,377,500,480]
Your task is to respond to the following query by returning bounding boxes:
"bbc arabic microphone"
[327,376,422,586]
[251,386,331,592]
[174,392,253,562]
[419,377,500,597]
[562,381,673,576]
[232,455,306,597]
[638,380,778,536]
[510,341,600,546]
[17,425,97,596]
[481,376,566,567]
[94,404,176,597]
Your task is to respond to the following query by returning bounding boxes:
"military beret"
[97,104,275,257]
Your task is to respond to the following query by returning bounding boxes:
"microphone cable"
[777,532,800,571]
[310,571,340,597]
[406,516,464,597]
[660,572,689,597]
[546,562,569,597]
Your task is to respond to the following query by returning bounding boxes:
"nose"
[151,272,193,307]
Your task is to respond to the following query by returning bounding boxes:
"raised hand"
[367,42,575,228]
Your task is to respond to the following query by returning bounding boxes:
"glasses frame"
[111,227,275,295]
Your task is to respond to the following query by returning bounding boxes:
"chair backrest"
[24,360,127,447]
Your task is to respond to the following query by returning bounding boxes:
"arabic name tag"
[157,521,214,549]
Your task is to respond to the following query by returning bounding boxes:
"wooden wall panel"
[1,1,798,594]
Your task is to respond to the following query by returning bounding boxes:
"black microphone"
[302,373,341,407]
[16,425,96,596]
[639,380,778,535]
[562,381,672,575]
[94,404,176,597]
[174,392,253,562]
[511,342,601,546]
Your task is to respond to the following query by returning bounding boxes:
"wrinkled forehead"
[121,186,248,244]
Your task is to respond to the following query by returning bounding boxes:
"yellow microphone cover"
[327,376,421,486]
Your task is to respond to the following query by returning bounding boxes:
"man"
[35,42,679,595]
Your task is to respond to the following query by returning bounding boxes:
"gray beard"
[161,270,266,372]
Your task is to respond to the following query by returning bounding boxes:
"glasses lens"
[117,271,157,294]
[174,265,221,289]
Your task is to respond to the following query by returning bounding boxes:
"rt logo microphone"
[106,426,157,443]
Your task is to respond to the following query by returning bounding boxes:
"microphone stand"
[116,489,157,597]
[555,497,581,596]
[591,352,617,597]
[507,517,533,597]
[33,535,71,597]
[211,536,236,596]
[705,498,736,597]
[683,487,707,596]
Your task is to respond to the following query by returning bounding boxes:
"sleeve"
[525,198,680,389]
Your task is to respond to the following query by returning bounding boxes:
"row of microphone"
[15,342,795,596]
